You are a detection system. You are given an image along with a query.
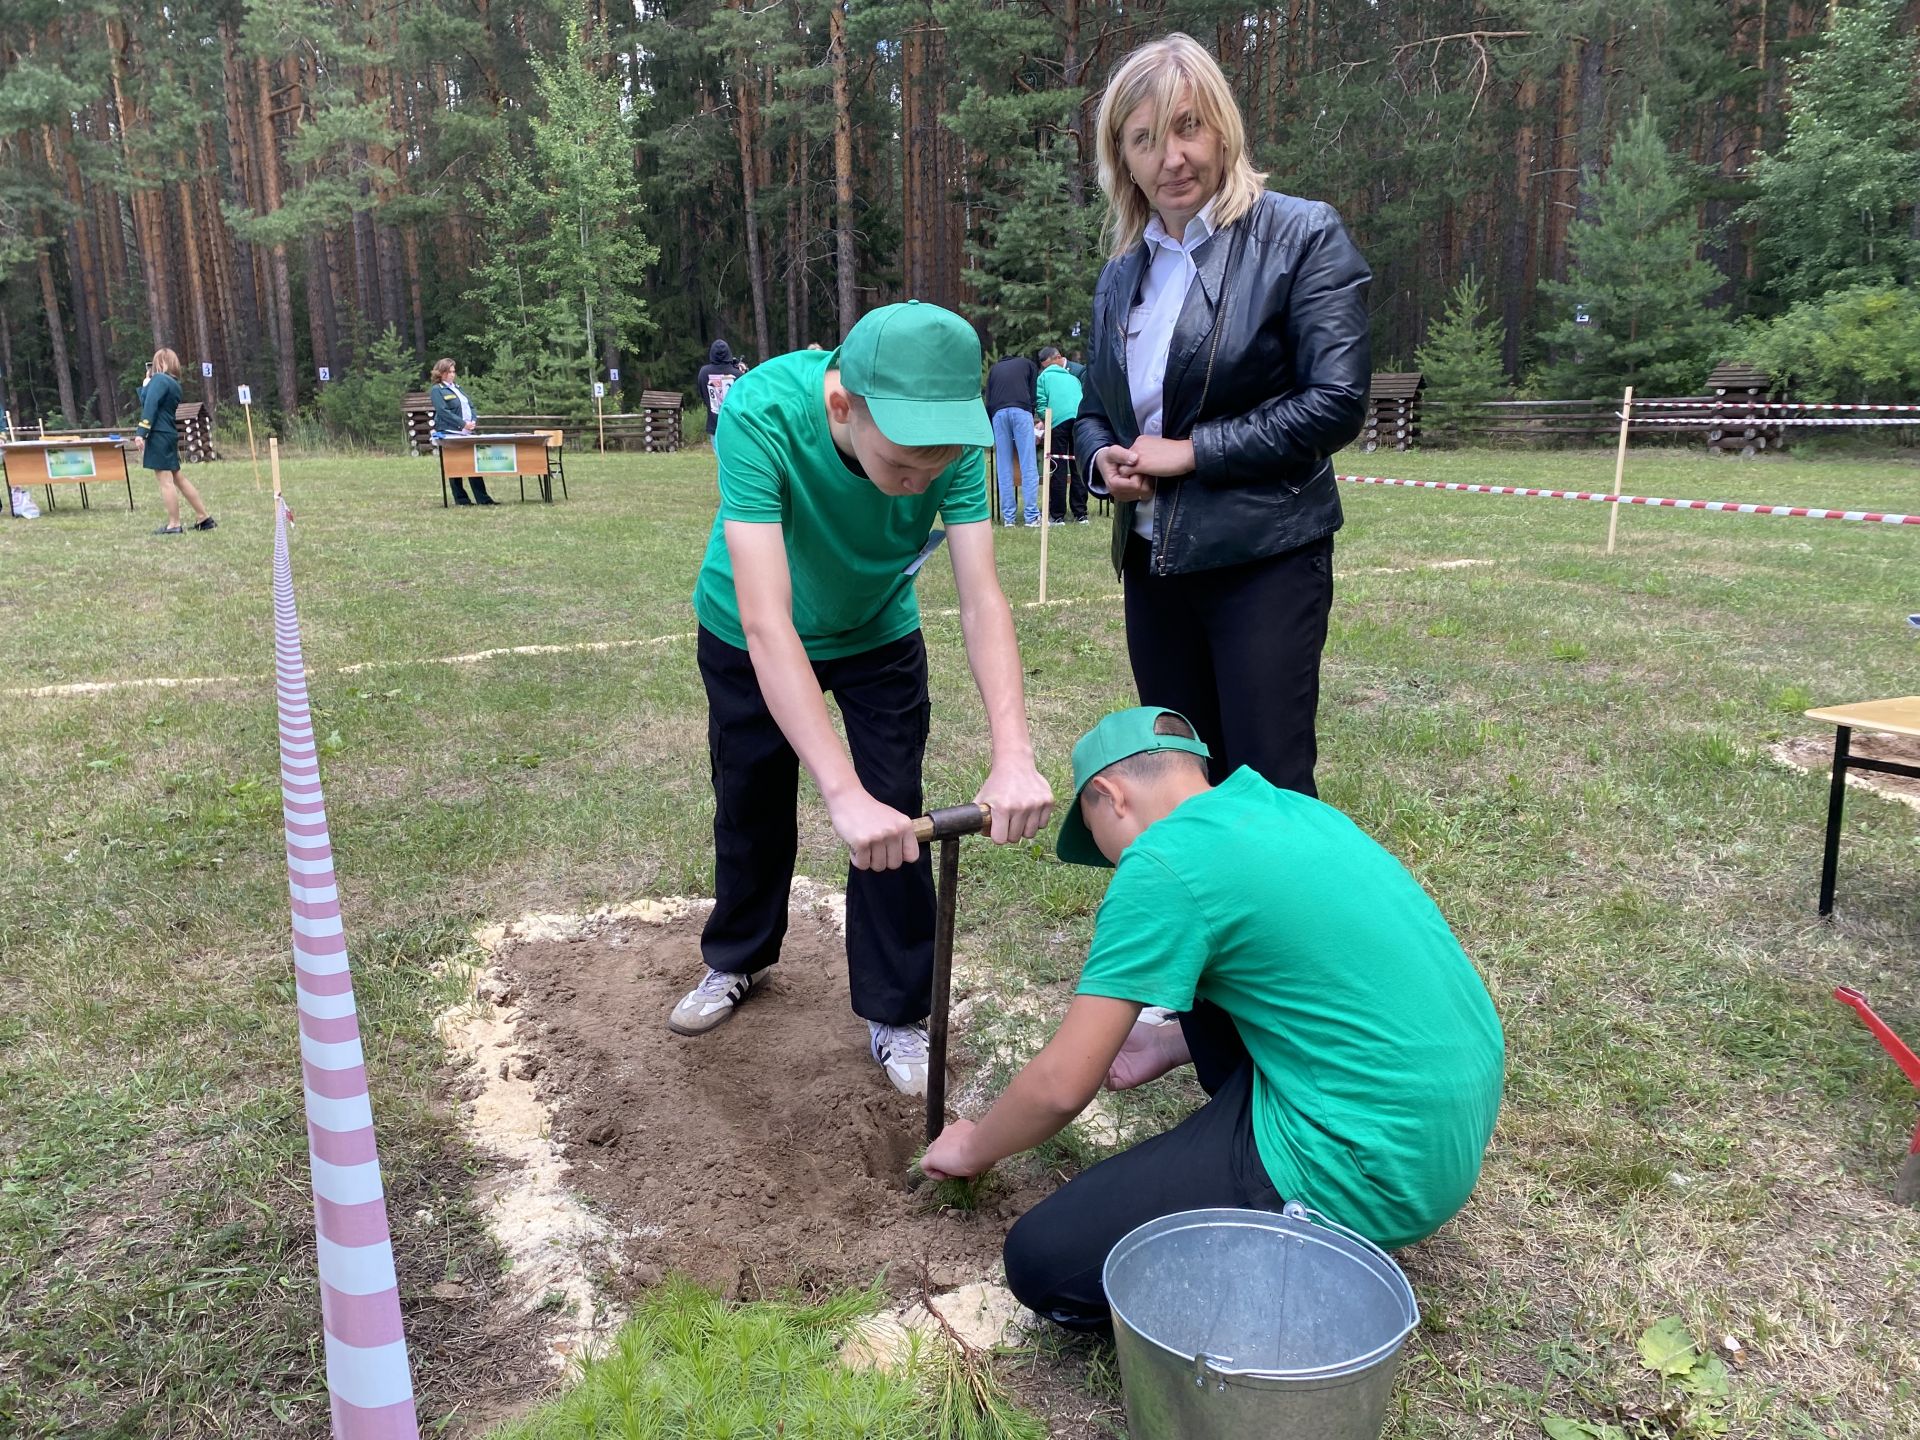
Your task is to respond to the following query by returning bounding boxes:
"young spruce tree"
[1414,273,1508,440]
[1537,106,1731,398]
[967,142,1103,360]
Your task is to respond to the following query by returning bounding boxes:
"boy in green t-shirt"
[922,707,1504,1329]
[674,302,1054,1097]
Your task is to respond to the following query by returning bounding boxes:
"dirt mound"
[500,900,1053,1302]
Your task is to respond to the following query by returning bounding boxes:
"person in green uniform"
[136,349,215,534]
[1034,347,1087,524]
[670,300,1055,1098]
[922,706,1505,1330]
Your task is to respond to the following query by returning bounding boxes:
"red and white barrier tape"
[1338,474,1920,525]
[1632,399,1920,413]
[274,495,421,1440]
[1625,415,1918,427]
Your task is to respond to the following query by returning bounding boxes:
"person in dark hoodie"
[696,340,750,439]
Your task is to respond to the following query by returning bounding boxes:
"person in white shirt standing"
[1075,32,1371,801]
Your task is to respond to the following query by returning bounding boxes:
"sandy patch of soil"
[1770,732,1920,813]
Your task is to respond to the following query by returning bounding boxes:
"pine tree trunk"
[786,132,802,351]
[174,148,218,405]
[49,126,117,422]
[1572,27,1610,226]
[219,31,265,370]
[730,13,771,363]
[1547,54,1579,284]
[255,54,301,413]
[829,0,858,338]
[108,22,173,348]
[1502,75,1538,377]
[34,212,80,423]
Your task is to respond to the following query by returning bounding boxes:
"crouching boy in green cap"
[674,302,1054,1097]
[921,707,1503,1328]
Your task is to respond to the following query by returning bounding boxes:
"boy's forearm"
[957,589,1035,765]
[964,1061,1087,1168]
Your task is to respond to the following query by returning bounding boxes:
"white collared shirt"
[1123,199,1219,539]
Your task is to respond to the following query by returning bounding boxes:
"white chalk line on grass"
[9,557,1487,700]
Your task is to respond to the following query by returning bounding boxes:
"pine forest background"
[1,0,1917,442]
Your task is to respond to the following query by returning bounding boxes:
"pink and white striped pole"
[273,476,421,1440]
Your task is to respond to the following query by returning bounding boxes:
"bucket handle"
[1281,1203,1409,1299]
[1192,1351,1235,1392]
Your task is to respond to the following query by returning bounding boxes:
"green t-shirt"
[1076,768,1505,1250]
[1035,365,1083,425]
[692,349,991,660]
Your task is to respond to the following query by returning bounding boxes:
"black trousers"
[1122,531,1333,795]
[1003,1004,1283,1331]
[697,626,935,1026]
[1048,452,1088,521]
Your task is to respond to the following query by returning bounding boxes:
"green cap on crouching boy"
[1055,707,1213,868]
[838,301,995,450]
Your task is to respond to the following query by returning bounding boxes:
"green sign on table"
[473,443,516,475]
[47,448,97,479]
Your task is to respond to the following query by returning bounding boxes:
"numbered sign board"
[608,368,620,384]
[201,361,214,378]
[237,384,253,406]
[318,366,331,382]
[593,382,606,399]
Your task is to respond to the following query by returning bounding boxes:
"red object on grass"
[1833,988,1920,1206]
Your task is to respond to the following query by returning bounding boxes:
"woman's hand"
[1096,444,1155,503]
[1117,435,1195,479]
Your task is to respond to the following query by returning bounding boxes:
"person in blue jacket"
[136,348,215,534]
[429,357,495,505]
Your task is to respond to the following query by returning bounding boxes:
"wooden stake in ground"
[1038,407,1053,602]
[594,381,606,454]
[1606,384,1633,555]
[240,384,262,493]
[269,434,281,498]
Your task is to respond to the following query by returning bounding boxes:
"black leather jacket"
[1074,190,1372,576]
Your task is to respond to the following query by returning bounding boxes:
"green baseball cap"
[1055,707,1212,868]
[838,300,994,449]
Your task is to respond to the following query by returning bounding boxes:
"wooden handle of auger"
[913,803,992,844]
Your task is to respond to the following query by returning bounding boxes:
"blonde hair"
[430,357,456,382]
[152,348,181,377]
[1094,33,1267,259]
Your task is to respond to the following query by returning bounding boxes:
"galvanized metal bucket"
[1102,1204,1419,1440]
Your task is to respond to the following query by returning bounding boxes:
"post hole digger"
[1833,987,1920,1206]
[913,801,994,1143]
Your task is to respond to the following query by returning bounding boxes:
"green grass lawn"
[3,441,1918,1438]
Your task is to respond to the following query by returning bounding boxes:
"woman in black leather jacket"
[1075,33,1371,796]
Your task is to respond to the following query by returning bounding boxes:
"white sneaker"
[668,967,762,1035]
[870,1022,930,1097]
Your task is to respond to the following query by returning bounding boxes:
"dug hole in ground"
[438,878,1105,1431]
